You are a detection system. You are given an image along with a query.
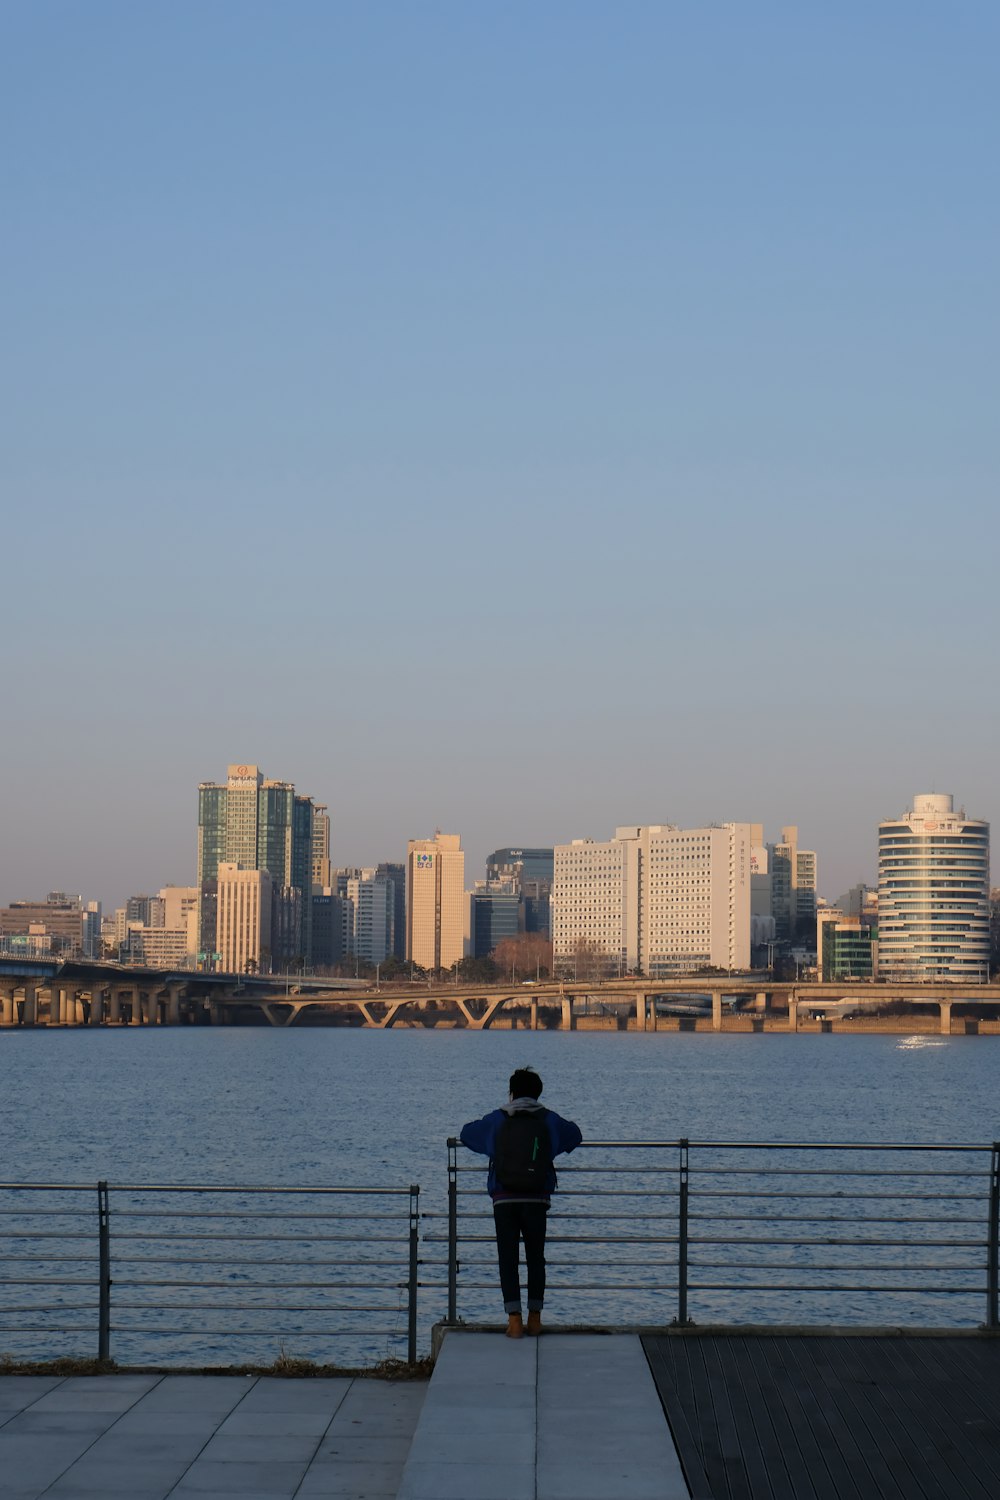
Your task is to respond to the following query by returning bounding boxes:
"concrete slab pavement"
[0,1334,690,1499]
[397,1330,691,1500]
[0,1373,427,1500]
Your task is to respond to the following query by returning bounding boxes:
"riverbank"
[390,1011,1000,1034]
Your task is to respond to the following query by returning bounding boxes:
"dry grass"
[0,1353,118,1377]
[0,1348,432,1381]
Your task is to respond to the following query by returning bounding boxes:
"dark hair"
[509,1068,543,1100]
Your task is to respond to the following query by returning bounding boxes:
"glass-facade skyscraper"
[197,764,317,969]
[485,848,554,937]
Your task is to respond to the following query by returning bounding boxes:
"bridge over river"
[2,957,999,1032]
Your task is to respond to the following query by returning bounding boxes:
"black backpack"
[493,1110,553,1193]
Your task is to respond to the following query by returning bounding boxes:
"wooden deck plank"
[692,1335,752,1500]
[855,1338,999,1500]
[642,1335,1000,1500]
[712,1337,778,1500]
[740,1337,823,1500]
[901,1337,1000,1438]
[642,1340,716,1500]
[656,1337,726,1497]
[772,1337,868,1500]
[724,1337,797,1500]
[816,1339,976,1500]
[783,1337,912,1500]
[899,1339,1000,1492]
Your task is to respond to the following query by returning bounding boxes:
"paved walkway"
[0,1333,690,1499]
[0,1372,427,1499]
[399,1331,689,1500]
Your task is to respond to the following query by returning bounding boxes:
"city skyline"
[3,5,997,913]
[0,769,989,919]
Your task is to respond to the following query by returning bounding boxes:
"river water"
[2,1028,998,1364]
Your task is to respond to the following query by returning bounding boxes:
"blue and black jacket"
[459,1099,583,1203]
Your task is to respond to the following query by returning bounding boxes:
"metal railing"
[436,1140,1000,1330]
[0,1182,420,1365]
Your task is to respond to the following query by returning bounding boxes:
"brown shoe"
[526,1311,542,1336]
[505,1314,525,1339]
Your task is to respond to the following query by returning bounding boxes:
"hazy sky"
[2,2,997,912]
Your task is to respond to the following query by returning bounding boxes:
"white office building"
[878,793,990,982]
[553,823,752,977]
[342,870,393,966]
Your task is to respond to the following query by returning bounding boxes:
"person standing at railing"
[460,1066,582,1339]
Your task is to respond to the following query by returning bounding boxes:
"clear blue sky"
[2,1,997,910]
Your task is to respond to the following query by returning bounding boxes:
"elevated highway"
[2,957,1000,1031]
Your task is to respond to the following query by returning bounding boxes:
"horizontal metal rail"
[0,1181,421,1366]
[443,1139,1000,1330]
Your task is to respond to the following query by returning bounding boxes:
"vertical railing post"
[675,1140,689,1326]
[987,1145,999,1330]
[97,1181,111,1362]
[407,1185,419,1363]
[447,1138,458,1324]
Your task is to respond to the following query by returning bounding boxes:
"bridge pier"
[788,997,799,1032]
[23,986,38,1026]
[561,996,575,1030]
[636,994,647,1032]
[89,988,104,1025]
[130,991,144,1025]
[108,988,123,1025]
[480,996,511,1029]
[530,998,538,1030]
[0,985,14,1026]
[940,1000,952,1036]
[711,992,723,1031]
[46,986,61,1025]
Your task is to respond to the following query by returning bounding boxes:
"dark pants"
[493,1201,548,1314]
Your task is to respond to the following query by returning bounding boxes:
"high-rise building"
[471,885,521,960]
[486,848,554,884]
[82,901,102,958]
[312,805,332,889]
[311,888,338,970]
[377,862,406,960]
[878,793,989,982]
[329,868,395,967]
[197,764,317,967]
[769,826,818,943]
[486,848,554,936]
[216,864,273,974]
[406,833,465,971]
[552,824,752,977]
